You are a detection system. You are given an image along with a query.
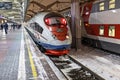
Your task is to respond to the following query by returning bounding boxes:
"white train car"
[26,12,72,56]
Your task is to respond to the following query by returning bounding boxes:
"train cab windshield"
[45,17,67,26]
[44,12,67,26]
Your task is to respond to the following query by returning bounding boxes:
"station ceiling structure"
[0,0,25,23]
[25,0,96,21]
[0,0,96,23]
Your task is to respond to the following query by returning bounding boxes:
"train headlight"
[49,27,52,31]
[66,35,69,39]
[85,12,89,15]
[45,18,50,25]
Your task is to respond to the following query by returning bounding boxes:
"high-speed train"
[25,12,72,56]
[81,0,120,54]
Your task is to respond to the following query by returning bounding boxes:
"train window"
[35,23,43,34]
[99,2,104,11]
[45,17,67,26]
[99,26,104,35]
[38,26,43,34]
[109,0,115,9]
[34,23,38,31]
[108,26,115,37]
[30,23,35,29]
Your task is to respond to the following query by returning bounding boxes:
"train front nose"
[45,49,70,56]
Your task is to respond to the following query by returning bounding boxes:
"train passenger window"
[38,26,43,34]
[99,2,104,11]
[30,23,35,29]
[35,23,38,31]
[99,26,104,35]
[109,0,115,9]
[99,2,105,11]
[109,26,115,37]
[35,23,43,34]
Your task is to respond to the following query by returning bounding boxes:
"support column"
[71,0,81,50]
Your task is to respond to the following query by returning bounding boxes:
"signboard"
[0,2,12,10]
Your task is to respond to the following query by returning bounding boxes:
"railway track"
[27,31,105,80]
[49,55,105,80]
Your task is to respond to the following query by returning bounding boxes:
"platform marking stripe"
[25,28,49,80]
[27,46,38,78]
[25,31,38,79]
[18,28,26,80]
[28,40,49,80]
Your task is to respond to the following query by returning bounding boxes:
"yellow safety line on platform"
[25,30,38,79]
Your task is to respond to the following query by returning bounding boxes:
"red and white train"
[26,12,72,56]
[81,0,120,54]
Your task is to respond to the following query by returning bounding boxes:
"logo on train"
[57,28,63,32]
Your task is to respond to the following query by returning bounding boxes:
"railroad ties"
[49,55,105,80]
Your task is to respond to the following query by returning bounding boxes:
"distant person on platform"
[13,23,15,30]
[1,24,4,30]
[18,24,21,29]
[4,22,8,34]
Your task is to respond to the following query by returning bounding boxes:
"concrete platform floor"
[0,28,59,80]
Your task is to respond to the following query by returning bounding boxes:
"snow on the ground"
[69,46,120,80]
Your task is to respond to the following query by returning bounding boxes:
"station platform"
[0,27,62,80]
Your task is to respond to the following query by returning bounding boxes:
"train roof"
[28,12,64,23]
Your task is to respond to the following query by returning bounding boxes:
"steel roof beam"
[45,1,70,11]
[26,14,33,17]
[28,10,37,14]
[30,1,46,9]
[57,1,71,3]
[58,7,70,12]
[46,1,58,9]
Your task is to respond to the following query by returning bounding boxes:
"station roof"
[0,0,96,23]
[0,0,23,23]
[25,0,95,21]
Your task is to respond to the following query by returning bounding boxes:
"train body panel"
[89,9,120,24]
[26,12,72,56]
[81,0,120,54]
